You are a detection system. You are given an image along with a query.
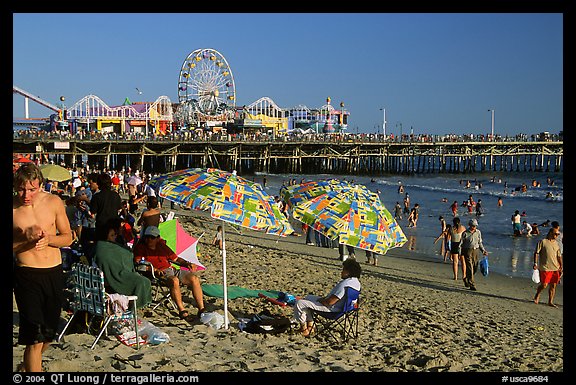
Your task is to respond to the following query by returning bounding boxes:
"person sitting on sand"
[133,226,205,319]
[293,258,362,337]
[533,227,563,308]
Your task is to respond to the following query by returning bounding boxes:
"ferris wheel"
[177,48,236,122]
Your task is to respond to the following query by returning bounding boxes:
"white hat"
[144,226,161,237]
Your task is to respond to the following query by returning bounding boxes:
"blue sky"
[13,13,563,136]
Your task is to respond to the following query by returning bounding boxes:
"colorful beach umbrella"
[158,219,206,272]
[289,182,407,255]
[149,168,294,329]
[280,179,354,208]
[39,164,72,182]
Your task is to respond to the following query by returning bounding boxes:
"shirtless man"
[13,163,73,372]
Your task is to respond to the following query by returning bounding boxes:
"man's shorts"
[13,265,64,345]
[539,270,562,284]
[162,266,186,280]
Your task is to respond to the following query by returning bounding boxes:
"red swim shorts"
[539,270,561,284]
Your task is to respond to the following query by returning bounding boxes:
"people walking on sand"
[365,250,380,266]
[434,223,451,262]
[450,217,466,280]
[533,227,563,308]
[460,218,488,291]
[13,163,74,372]
[338,243,356,261]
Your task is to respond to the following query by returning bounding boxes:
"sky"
[12,13,563,137]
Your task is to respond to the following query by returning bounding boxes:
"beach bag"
[531,269,541,284]
[479,256,489,277]
[244,310,291,334]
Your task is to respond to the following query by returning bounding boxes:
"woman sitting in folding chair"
[293,258,362,337]
[133,226,205,320]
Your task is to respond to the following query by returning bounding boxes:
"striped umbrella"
[149,168,294,328]
[287,181,407,255]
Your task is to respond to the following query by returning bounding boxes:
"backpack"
[244,310,292,334]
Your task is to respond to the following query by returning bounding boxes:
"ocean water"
[254,171,563,280]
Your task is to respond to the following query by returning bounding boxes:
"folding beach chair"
[58,263,140,350]
[311,287,360,343]
[135,260,177,312]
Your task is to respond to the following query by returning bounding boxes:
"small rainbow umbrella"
[158,219,206,272]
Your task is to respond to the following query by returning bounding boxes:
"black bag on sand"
[244,309,292,334]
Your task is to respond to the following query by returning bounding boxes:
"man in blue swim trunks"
[13,163,73,371]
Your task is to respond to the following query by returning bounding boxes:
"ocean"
[254,170,563,280]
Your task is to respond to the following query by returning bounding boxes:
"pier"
[12,136,563,175]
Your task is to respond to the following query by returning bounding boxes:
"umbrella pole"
[221,220,229,329]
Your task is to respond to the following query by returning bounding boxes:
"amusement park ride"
[175,48,236,129]
[14,48,349,136]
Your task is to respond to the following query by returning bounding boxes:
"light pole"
[488,109,495,141]
[379,108,386,138]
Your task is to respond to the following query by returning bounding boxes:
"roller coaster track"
[13,85,61,113]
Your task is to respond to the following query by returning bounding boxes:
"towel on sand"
[201,284,279,300]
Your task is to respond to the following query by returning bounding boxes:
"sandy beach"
[12,208,564,374]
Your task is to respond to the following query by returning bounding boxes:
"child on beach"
[434,223,452,262]
[212,225,223,254]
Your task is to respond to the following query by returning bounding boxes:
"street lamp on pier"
[488,109,495,141]
[379,107,386,139]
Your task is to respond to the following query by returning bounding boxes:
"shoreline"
[13,208,564,373]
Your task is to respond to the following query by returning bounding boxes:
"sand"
[12,209,564,374]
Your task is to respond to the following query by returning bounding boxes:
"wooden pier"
[12,137,563,175]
